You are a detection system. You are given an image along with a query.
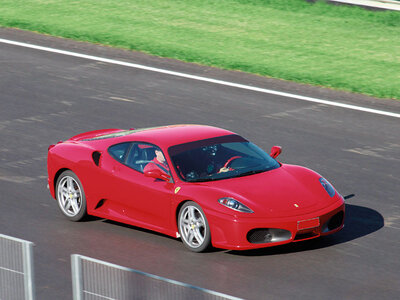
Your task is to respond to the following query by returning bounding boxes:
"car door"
[107,142,175,231]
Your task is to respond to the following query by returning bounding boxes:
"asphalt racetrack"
[0,28,399,299]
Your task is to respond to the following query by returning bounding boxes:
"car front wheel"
[178,201,211,252]
[56,170,87,221]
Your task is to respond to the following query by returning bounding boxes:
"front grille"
[247,228,291,244]
[294,231,319,241]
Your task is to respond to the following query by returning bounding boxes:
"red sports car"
[47,125,344,252]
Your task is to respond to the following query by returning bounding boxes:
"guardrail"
[71,254,241,300]
[0,234,35,300]
[329,0,400,11]
[0,233,240,300]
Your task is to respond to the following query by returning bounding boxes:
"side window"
[125,143,169,173]
[108,142,131,163]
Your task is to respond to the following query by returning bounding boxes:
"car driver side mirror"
[144,168,171,181]
[270,146,282,159]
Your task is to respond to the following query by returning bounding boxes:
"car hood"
[202,164,338,217]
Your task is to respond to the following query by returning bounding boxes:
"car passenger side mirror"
[270,146,282,159]
[144,168,171,181]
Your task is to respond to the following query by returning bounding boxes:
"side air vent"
[92,151,102,166]
[95,199,106,209]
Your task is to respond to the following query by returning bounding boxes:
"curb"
[329,0,400,11]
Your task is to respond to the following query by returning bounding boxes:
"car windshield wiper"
[188,177,220,182]
[234,169,266,178]
[188,169,267,182]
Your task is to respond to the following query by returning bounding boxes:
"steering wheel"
[223,156,242,169]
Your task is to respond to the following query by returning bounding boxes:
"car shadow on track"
[227,201,384,257]
[101,219,179,241]
[82,196,384,255]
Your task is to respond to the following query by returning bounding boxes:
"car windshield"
[168,135,280,182]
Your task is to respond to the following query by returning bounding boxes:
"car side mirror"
[144,168,171,181]
[270,146,282,159]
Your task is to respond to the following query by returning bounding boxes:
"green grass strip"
[1,0,399,99]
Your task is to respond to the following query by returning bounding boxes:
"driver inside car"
[218,156,241,173]
[205,146,241,174]
[144,148,170,174]
[218,166,230,173]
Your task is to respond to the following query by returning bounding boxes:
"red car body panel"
[47,125,345,250]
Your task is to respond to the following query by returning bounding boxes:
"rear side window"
[108,142,170,174]
[108,142,131,162]
[125,143,159,173]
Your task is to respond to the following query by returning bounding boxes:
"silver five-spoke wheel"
[56,170,87,221]
[178,201,211,252]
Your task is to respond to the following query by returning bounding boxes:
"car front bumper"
[207,199,345,250]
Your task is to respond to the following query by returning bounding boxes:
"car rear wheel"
[178,201,211,252]
[56,170,87,221]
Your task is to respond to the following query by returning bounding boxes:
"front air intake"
[247,228,292,244]
[294,231,319,241]
[321,211,344,233]
[327,211,344,231]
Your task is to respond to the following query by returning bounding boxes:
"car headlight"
[218,197,254,213]
[319,177,336,197]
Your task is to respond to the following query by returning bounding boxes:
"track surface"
[0,28,399,299]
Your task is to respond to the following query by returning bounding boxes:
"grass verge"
[1,0,399,99]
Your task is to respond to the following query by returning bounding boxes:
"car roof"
[85,125,237,149]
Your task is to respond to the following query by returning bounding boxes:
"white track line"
[1,38,399,119]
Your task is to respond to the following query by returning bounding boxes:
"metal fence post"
[71,254,84,300]
[22,241,35,300]
[0,234,35,300]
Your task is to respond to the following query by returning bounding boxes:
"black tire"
[178,201,211,252]
[55,170,87,221]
